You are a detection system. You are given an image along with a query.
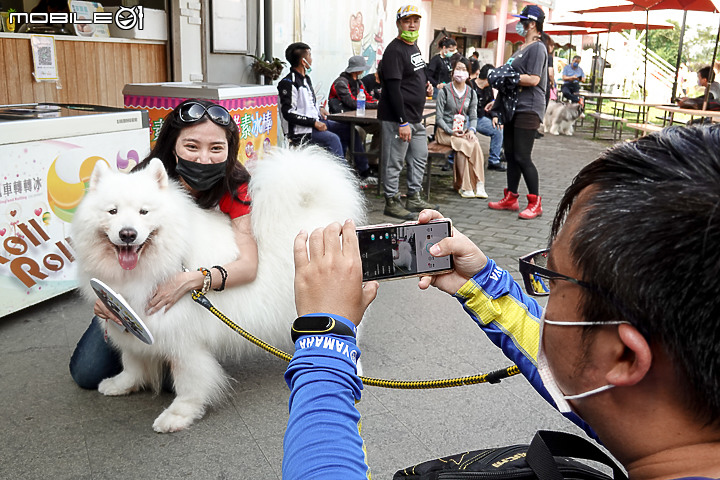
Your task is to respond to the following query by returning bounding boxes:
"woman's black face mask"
[175,155,227,191]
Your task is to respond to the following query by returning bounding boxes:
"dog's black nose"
[119,228,137,244]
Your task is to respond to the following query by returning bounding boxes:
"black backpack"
[393,430,626,480]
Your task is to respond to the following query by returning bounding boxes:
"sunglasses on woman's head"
[177,102,232,126]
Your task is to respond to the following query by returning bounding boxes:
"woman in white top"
[434,56,487,198]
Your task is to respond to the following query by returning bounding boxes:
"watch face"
[294,316,333,333]
[291,316,356,343]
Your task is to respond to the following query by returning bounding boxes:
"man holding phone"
[561,55,585,104]
[283,126,720,479]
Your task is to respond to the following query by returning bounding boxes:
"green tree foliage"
[646,20,685,66]
[641,19,719,69]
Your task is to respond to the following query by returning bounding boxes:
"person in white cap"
[377,4,436,220]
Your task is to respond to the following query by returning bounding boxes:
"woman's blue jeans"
[69,318,122,389]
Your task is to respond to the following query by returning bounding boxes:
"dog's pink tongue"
[118,246,139,270]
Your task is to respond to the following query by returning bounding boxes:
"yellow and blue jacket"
[282,259,595,479]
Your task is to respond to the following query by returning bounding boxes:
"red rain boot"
[518,194,542,219]
[488,188,520,211]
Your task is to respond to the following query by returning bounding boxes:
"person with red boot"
[487,4,547,220]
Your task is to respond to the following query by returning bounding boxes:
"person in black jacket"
[361,71,382,100]
[427,37,457,99]
[277,42,353,161]
[469,61,505,171]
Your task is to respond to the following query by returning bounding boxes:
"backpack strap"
[526,431,628,480]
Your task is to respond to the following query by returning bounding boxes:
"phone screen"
[356,220,453,282]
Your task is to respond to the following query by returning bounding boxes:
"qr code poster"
[30,35,59,81]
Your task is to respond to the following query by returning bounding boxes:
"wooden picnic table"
[327,107,437,196]
[611,99,676,139]
[654,105,720,126]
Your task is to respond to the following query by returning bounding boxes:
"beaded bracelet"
[197,267,212,295]
[212,265,228,292]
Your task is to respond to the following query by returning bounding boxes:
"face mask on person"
[536,310,630,414]
[453,71,469,82]
[175,155,227,191]
[445,50,455,58]
[400,29,420,43]
[572,62,579,69]
[516,22,527,37]
[302,58,312,74]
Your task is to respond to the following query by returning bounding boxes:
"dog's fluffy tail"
[248,146,367,240]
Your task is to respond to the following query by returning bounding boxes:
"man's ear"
[605,324,652,387]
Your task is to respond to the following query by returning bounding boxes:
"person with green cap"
[377,3,436,220]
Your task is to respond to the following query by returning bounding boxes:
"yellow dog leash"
[191,291,520,390]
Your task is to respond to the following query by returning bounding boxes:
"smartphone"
[356,219,454,282]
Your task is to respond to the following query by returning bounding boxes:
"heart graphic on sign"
[35,208,43,216]
[0,229,6,236]
[10,210,17,217]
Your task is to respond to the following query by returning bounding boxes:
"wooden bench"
[425,141,453,199]
[586,111,627,141]
[625,122,663,136]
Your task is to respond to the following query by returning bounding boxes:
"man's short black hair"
[698,66,713,81]
[479,63,494,80]
[572,55,581,62]
[285,42,311,68]
[551,125,720,426]
[439,37,457,49]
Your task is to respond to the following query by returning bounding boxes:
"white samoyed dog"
[71,146,366,433]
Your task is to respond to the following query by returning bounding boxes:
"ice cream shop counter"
[0,103,150,317]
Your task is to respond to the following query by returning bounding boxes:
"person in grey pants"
[377,4,437,220]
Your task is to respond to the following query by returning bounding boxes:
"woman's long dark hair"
[134,98,250,210]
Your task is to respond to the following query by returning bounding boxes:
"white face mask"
[537,310,630,413]
[453,71,469,82]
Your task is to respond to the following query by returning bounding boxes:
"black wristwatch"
[291,316,356,343]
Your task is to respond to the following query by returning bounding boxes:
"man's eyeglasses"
[178,102,232,126]
[518,249,593,297]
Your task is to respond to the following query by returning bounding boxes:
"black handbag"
[393,430,627,480]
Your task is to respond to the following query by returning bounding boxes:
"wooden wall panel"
[0,36,167,107]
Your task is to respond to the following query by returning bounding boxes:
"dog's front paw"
[98,374,137,396]
[152,402,204,433]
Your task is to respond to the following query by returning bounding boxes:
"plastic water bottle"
[357,89,366,116]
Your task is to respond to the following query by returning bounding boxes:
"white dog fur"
[71,146,366,433]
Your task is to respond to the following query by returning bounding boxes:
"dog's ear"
[88,160,111,192]
[147,158,169,190]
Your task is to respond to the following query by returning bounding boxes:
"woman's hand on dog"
[293,219,379,327]
[94,299,123,326]
[146,271,199,315]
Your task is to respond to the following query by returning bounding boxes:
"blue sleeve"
[454,259,598,441]
[282,314,370,480]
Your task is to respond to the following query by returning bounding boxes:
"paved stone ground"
[0,130,611,480]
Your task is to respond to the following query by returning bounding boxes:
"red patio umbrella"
[552,13,674,95]
[572,0,718,13]
[550,13,675,31]
[485,19,606,43]
[571,0,719,103]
